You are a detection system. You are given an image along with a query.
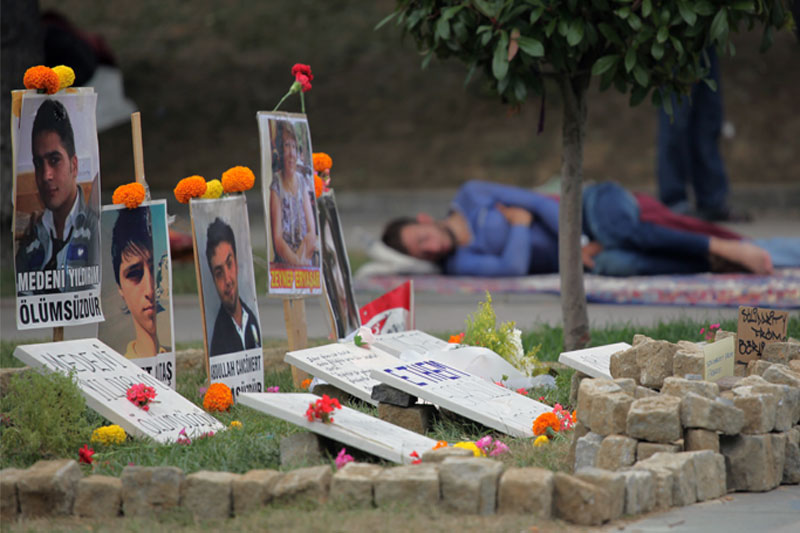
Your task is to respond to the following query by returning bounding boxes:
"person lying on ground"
[381,180,779,277]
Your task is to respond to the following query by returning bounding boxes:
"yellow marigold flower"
[203,382,234,412]
[221,166,255,193]
[532,412,560,436]
[91,424,127,445]
[52,65,76,90]
[533,435,549,447]
[229,420,243,429]
[112,182,146,209]
[201,179,223,199]
[23,66,60,94]
[312,152,332,173]
[174,175,208,204]
[453,441,485,457]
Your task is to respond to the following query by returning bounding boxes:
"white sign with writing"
[13,339,224,443]
[371,360,550,438]
[284,343,400,405]
[372,330,451,358]
[558,342,631,379]
[239,393,437,464]
[703,336,736,382]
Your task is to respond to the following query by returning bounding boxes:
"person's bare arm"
[300,189,317,263]
[709,237,772,275]
[495,203,533,226]
[270,189,303,265]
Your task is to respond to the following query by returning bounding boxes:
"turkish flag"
[359,281,414,335]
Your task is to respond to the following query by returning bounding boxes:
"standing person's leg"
[688,47,730,218]
[657,89,693,214]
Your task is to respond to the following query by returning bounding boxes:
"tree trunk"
[1,0,43,261]
[558,74,591,351]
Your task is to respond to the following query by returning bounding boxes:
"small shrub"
[0,370,93,467]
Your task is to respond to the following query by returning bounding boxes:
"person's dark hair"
[111,207,153,285]
[271,120,298,172]
[32,99,76,158]
[205,217,236,269]
[381,217,416,255]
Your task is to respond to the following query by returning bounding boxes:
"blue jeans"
[582,183,711,276]
[657,47,729,215]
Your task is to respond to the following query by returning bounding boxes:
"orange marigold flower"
[174,175,207,204]
[300,378,312,390]
[432,440,448,450]
[23,66,60,94]
[532,412,560,436]
[312,152,332,173]
[448,332,465,344]
[221,166,255,193]
[203,383,233,412]
[314,174,324,198]
[112,182,146,209]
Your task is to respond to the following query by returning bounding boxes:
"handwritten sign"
[371,360,550,438]
[284,343,401,405]
[13,339,224,443]
[558,342,631,379]
[239,392,436,464]
[703,336,735,382]
[736,306,789,365]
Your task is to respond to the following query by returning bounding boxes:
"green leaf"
[481,31,493,46]
[728,40,736,57]
[529,7,544,25]
[473,0,501,18]
[517,36,545,57]
[677,1,697,26]
[567,20,584,46]
[657,26,669,43]
[477,25,492,34]
[442,5,464,20]
[662,91,674,116]
[463,62,477,87]
[435,17,451,40]
[651,41,664,60]
[642,0,652,18]
[558,19,569,37]
[616,7,631,19]
[628,14,642,31]
[374,11,397,30]
[591,54,619,76]
[633,64,649,86]
[625,47,636,72]
[492,32,509,80]
[421,51,433,70]
[694,1,715,16]
[598,23,624,47]
[545,18,557,37]
[629,85,649,106]
[670,36,685,58]
[513,79,527,101]
[731,1,755,13]
[710,9,729,42]
[702,77,718,91]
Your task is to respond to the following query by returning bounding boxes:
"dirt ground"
[42,0,800,195]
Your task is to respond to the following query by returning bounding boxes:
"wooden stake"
[53,326,64,342]
[189,206,212,385]
[283,297,310,386]
[131,112,145,185]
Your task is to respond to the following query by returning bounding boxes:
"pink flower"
[516,388,528,395]
[267,386,280,393]
[335,448,354,469]
[475,435,493,451]
[489,441,509,456]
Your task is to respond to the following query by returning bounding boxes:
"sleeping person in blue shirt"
[381,180,777,277]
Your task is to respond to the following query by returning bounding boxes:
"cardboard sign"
[703,336,735,382]
[239,393,436,464]
[13,339,224,443]
[371,360,550,437]
[372,330,450,358]
[736,306,789,364]
[360,281,414,335]
[284,343,400,405]
[558,342,631,380]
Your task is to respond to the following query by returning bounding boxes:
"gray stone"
[272,465,331,504]
[74,475,122,518]
[574,467,625,520]
[720,433,787,492]
[661,377,719,400]
[746,360,774,377]
[763,364,800,388]
[783,428,800,484]
[790,360,800,374]
[17,459,81,518]
[732,389,778,434]
[763,342,800,364]
[569,372,589,406]
[576,379,623,427]
[637,442,681,462]
[574,432,604,471]
[613,378,637,396]
[377,403,435,434]
[684,429,720,453]
[553,473,612,525]
[440,458,504,515]
[121,466,184,518]
[181,471,238,521]
[371,383,417,407]
[686,450,726,501]
[752,383,800,431]
[566,421,590,473]
[330,463,382,509]
[280,432,323,468]
[374,464,439,508]
[633,334,655,346]
[0,468,24,522]
[610,348,640,382]
[716,376,744,391]
[636,340,679,388]
[673,351,706,380]
[714,330,736,343]
[497,467,553,517]
[588,391,634,435]
[627,395,682,443]
[595,435,637,471]
[635,385,658,399]
[421,446,474,463]
[620,469,655,515]
[680,392,744,435]
[634,452,697,506]
[737,375,771,387]
[232,469,282,515]
[641,466,674,510]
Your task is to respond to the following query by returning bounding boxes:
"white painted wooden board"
[239,392,437,464]
[372,330,451,358]
[371,360,550,438]
[558,342,632,379]
[13,339,224,443]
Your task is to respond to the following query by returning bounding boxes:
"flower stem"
[300,92,306,114]
[273,91,292,112]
